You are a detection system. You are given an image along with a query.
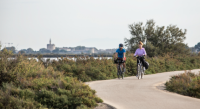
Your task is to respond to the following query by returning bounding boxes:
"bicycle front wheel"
[120,65,124,79]
[141,67,144,79]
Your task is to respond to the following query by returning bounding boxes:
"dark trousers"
[137,58,145,66]
[137,58,145,73]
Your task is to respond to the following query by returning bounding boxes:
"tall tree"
[125,19,188,57]
[125,22,144,52]
[144,19,155,48]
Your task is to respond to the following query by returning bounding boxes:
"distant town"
[1,39,200,56]
[0,39,117,55]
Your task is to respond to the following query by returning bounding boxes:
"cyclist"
[115,43,126,72]
[134,41,147,76]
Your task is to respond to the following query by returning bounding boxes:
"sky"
[0,0,200,51]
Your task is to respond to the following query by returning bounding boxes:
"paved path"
[87,69,200,109]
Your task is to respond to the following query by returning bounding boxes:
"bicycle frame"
[116,59,125,79]
[136,56,144,79]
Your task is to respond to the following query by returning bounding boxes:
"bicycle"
[115,58,125,79]
[135,55,145,79]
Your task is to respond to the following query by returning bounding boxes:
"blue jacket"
[116,49,126,58]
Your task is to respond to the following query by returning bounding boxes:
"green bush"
[0,50,102,109]
[44,53,200,82]
[165,71,200,98]
[50,56,117,82]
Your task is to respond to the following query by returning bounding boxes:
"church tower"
[47,39,55,52]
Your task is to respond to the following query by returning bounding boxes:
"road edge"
[154,81,200,101]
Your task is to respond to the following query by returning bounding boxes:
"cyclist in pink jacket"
[134,41,147,76]
[134,41,147,57]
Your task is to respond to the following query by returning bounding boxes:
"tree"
[2,47,16,53]
[125,19,188,57]
[194,42,200,52]
[19,50,26,54]
[52,48,60,54]
[18,49,27,54]
[39,48,51,53]
[60,49,67,54]
[125,22,145,51]
[27,48,34,54]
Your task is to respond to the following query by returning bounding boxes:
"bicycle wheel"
[120,65,124,79]
[117,65,120,79]
[137,65,141,79]
[141,66,144,79]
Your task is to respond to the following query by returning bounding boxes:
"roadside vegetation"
[165,71,200,99]
[1,48,200,109]
[35,52,200,82]
[2,48,200,109]
[1,53,200,109]
[0,49,103,109]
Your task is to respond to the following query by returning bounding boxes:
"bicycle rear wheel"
[137,65,141,79]
[117,65,120,79]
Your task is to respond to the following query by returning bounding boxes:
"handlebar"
[134,55,145,58]
[115,59,125,63]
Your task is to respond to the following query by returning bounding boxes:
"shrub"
[165,71,200,98]
[0,50,103,109]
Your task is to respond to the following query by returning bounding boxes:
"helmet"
[119,43,123,47]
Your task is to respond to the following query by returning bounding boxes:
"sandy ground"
[89,69,200,109]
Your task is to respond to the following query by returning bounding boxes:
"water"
[29,57,113,61]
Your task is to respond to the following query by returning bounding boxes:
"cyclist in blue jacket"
[115,43,126,72]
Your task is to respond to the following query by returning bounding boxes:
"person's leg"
[123,57,126,72]
[116,58,119,70]
[123,62,126,72]
[141,58,146,73]
[136,59,139,76]
[123,63,126,68]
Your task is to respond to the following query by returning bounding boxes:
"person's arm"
[123,52,126,60]
[134,49,138,57]
[143,48,147,56]
[123,49,126,60]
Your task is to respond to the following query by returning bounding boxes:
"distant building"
[90,48,94,54]
[58,47,71,51]
[98,48,116,54]
[47,39,55,51]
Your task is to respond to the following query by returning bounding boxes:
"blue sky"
[0,0,200,51]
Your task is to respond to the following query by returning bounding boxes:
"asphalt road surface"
[87,69,200,109]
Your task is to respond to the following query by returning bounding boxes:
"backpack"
[144,61,149,69]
